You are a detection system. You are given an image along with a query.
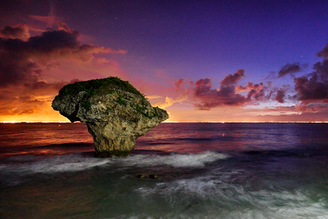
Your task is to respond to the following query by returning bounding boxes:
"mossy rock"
[59,77,145,99]
[52,76,169,158]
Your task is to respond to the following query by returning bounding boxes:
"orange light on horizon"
[1,120,327,124]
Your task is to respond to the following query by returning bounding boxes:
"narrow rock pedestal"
[52,77,168,157]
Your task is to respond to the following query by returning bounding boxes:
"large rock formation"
[52,77,169,157]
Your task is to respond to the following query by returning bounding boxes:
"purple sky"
[1,0,328,122]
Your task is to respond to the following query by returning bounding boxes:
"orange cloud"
[0,22,127,121]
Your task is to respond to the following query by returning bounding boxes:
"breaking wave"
[118,151,229,168]
[135,175,328,219]
[0,151,228,186]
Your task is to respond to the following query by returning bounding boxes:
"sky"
[1,0,328,122]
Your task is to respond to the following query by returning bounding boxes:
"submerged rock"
[52,77,168,157]
[136,173,158,179]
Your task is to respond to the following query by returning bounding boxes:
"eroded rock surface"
[52,77,168,157]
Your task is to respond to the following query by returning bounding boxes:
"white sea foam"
[118,151,229,168]
[1,154,111,175]
[0,151,228,177]
[33,155,111,173]
[135,175,328,219]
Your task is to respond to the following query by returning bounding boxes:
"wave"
[118,151,229,168]
[0,154,110,175]
[0,151,228,176]
[135,175,328,219]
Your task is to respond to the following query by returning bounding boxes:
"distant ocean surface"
[1,123,328,219]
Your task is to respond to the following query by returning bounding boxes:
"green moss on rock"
[116,93,127,105]
[59,77,145,99]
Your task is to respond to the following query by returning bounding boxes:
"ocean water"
[0,123,328,219]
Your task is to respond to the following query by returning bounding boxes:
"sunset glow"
[1,0,328,123]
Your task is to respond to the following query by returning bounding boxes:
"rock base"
[95,150,131,158]
[86,121,138,157]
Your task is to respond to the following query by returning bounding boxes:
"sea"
[0,122,328,219]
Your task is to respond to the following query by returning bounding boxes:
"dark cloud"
[27,29,79,54]
[193,77,246,110]
[236,82,264,93]
[266,63,308,79]
[170,43,328,113]
[275,89,286,103]
[194,78,213,97]
[278,62,301,78]
[236,82,268,102]
[190,69,279,110]
[0,24,30,41]
[220,69,245,85]
[0,22,125,88]
[313,59,328,82]
[292,43,328,102]
[0,52,40,87]
[317,43,328,59]
[247,87,266,101]
[294,74,328,101]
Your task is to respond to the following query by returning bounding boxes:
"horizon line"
[1,121,328,124]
